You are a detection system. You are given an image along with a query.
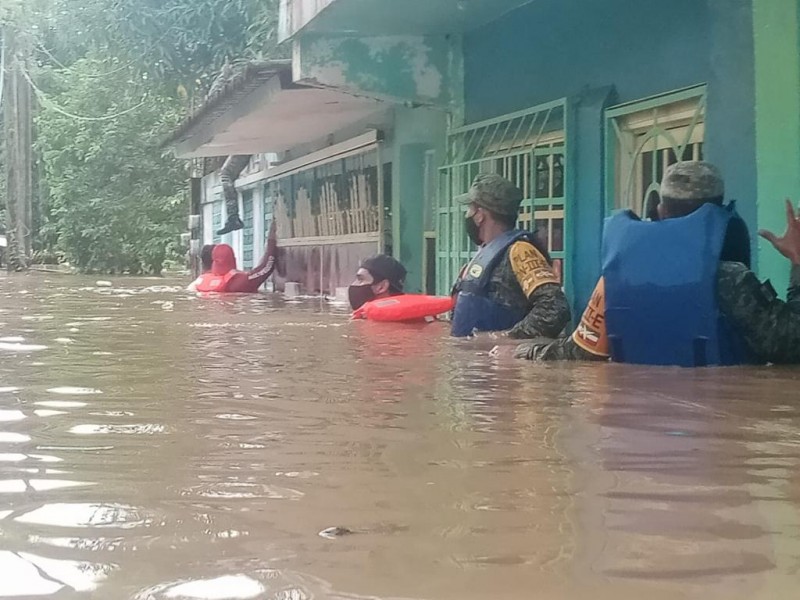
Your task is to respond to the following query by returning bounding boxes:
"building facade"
[174,0,800,311]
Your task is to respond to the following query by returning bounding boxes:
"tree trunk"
[4,28,33,271]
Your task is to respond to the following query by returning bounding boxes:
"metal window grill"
[606,85,707,216]
[437,99,568,294]
[242,191,255,269]
[212,196,223,244]
[263,183,274,246]
[267,151,381,242]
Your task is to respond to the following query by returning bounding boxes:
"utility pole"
[3,26,33,271]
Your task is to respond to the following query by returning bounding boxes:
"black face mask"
[348,284,376,310]
[465,216,482,246]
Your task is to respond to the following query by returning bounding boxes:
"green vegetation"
[0,0,283,273]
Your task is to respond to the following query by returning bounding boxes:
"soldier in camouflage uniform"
[516,161,800,364]
[451,174,571,338]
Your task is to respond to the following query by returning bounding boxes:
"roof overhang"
[282,0,537,39]
[167,61,386,158]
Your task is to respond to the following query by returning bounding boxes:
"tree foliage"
[36,59,187,274]
[0,0,285,273]
[106,0,284,93]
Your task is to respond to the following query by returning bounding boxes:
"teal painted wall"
[462,0,758,313]
[464,0,711,122]
[753,0,800,295]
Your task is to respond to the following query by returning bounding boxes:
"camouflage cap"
[660,161,724,201]
[459,173,523,217]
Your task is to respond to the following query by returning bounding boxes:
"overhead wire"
[20,64,145,122]
[32,24,178,81]
[36,40,133,80]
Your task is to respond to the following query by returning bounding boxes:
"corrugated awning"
[166,61,386,158]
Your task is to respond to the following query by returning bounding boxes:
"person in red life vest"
[189,221,279,293]
[349,254,454,322]
[186,244,216,292]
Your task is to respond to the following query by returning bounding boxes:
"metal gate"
[263,131,386,294]
[437,99,569,294]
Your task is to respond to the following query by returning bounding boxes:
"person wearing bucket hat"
[450,173,570,338]
[515,160,800,366]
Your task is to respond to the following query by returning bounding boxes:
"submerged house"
[169,60,444,295]
[170,0,800,311]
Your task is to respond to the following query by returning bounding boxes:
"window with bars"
[242,190,254,269]
[263,184,273,246]
[606,86,706,217]
[437,99,568,295]
[212,197,223,244]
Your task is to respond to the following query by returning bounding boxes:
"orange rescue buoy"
[352,294,454,322]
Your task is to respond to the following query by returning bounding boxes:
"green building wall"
[753,0,800,295]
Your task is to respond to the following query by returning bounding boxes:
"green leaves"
[36,58,188,274]
[102,0,285,95]
[12,0,284,273]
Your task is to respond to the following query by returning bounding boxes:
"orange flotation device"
[193,244,238,292]
[193,270,236,293]
[352,294,455,322]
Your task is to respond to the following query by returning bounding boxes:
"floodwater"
[1,273,799,600]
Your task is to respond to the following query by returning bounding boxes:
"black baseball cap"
[361,254,406,292]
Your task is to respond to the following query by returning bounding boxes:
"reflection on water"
[0,273,799,599]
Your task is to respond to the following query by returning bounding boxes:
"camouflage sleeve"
[507,283,572,339]
[716,262,800,364]
[789,265,800,308]
[513,335,608,361]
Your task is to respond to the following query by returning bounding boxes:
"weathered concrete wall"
[293,33,455,107]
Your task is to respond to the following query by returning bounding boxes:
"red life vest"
[352,294,455,322]
[193,270,236,293]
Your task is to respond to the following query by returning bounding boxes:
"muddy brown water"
[1,273,799,599]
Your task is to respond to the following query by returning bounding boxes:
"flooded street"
[1,273,799,599]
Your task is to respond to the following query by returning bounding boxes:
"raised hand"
[266,219,278,254]
[759,199,800,266]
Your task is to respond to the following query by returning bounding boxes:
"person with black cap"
[515,160,800,366]
[348,254,407,310]
[450,173,571,338]
[348,255,454,322]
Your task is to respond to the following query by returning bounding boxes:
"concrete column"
[390,106,447,293]
[393,143,427,293]
[568,86,616,316]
